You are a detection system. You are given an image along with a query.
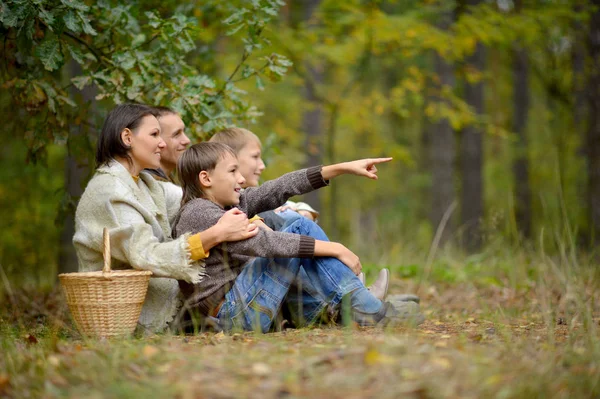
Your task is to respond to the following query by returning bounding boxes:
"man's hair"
[153,105,178,118]
[96,103,159,167]
[178,142,237,207]
[209,127,260,154]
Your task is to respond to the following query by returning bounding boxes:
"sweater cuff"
[307,165,329,189]
[188,233,209,260]
[298,236,316,258]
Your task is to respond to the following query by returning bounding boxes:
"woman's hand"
[216,208,259,241]
[321,158,392,180]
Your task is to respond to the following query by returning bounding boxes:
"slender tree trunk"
[429,4,457,246]
[512,0,532,240]
[459,0,485,251]
[572,2,587,134]
[430,51,457,245]
[512,46,531,240]
[57,62,95,274]
[299,0,323,213]
[302,69,324,213]
[587,0,600,242]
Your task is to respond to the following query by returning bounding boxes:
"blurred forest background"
[1,0,599,291]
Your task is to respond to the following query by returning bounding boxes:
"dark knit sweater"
[172,166,328,315]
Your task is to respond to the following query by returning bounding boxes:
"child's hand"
[253,219,273,231]
[216,208,259,241]
[335,244,362,275]
[343,158,393,180]
[321,158,392,181]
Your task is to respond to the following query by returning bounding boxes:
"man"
[145,106,191,183]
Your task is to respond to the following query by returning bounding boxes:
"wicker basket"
[59,228,152,338]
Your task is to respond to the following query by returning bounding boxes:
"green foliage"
[244,0,592,252]
[0,0,597,287]
[0,0,291,284]
[0,0,292,163]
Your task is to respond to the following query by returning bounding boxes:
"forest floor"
[1,260,600,398]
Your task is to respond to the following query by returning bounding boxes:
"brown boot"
[368,268,389,301]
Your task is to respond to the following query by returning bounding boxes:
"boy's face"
[206,153,246,208]
[237,139,265,188]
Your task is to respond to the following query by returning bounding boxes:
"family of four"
[73,103,422,334]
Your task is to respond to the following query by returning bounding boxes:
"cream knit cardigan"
[73,160,206,333]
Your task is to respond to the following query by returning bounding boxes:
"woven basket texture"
[59,271,152,337]
[59,228,152,338]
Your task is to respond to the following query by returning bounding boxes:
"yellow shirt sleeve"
[187,233,209,260]
[249,215,264,223]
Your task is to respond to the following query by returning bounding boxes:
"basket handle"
[102,227,112,274]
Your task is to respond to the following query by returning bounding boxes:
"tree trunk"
[302,67,324,214]
[512,46,531,240]
[587,0,600,243]
[511,0,532,240]
[57,62,95,275]
[429,4,457,246]
[430,51,457,245]
[298,0,323,214]
[459,0,485,251]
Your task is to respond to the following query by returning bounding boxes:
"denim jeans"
[276,209,304,229]
[216,218,382,332]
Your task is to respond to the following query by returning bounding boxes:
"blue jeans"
[276,209,304,229]
[216,218,382,332]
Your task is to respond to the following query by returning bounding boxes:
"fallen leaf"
[470,334,483,342]
[157,363,172,374]
[485,375,502,385]
[431,357,451,369]
[49,374,68,387]
[143,345,159,359]
[47,355,60,367]
[364,348,395,366]
[214,332,226,341]
[0,374,10,394]
[25,334,38,344]
[252,362,271,376]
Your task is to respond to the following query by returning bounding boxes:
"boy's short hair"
[178,142,237,206]
[209,127,260,154]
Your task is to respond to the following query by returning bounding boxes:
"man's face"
[157,113,190,172]
[237,140,265,188]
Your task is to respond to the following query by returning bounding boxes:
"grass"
[1,245,599,398]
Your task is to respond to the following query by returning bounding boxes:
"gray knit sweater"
[172,166,328,315]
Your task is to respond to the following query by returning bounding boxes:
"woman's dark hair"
[96,103,159,167]
[178,142,237,207]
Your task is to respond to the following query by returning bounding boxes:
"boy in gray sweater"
[173,142,420,331]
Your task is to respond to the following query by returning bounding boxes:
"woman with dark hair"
[73,103,257,333]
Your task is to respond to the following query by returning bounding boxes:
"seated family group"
[73,104,422,334]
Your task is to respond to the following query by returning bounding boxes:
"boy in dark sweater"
[209,126,391,300]
[173,142,421,331]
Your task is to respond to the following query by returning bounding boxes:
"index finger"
[368,157,393,165]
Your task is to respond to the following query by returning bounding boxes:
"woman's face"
[127,115,166,172]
